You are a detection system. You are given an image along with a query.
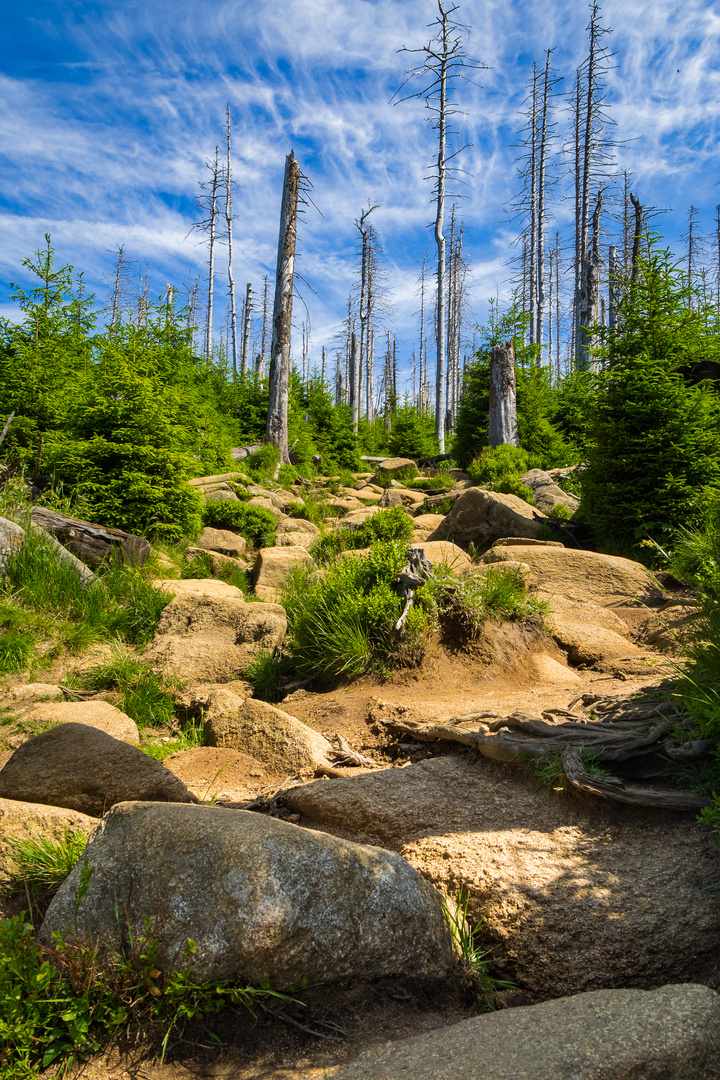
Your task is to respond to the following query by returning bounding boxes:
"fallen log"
[30,507,150,568]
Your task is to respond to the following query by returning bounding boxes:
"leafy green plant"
[409,475,454,492]
[441,890,516,1000]
[313,506,414,563]
[0,913,296,1079]
[277,464,299,488]
[246,444,280,482]
[202,501,277,548]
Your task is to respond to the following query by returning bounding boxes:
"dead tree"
[350,331,360,430]
[266,151,300,464]
[241,282,252,376]
[259,274,270,378]
[224,108,238,373]
[630,193,643,285]
[108,245,133,330]
[189,147,221,362]
[488,342,518,448]
[394,0,483,454]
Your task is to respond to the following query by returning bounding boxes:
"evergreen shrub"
[202,502,277,548]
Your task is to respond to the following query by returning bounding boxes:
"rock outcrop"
[42,801,455,987]
[335,984,720,1080]
[144,592,286,682]
[0,724,196,817]
[427,488,547,548]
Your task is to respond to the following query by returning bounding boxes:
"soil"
[0,594,700,1079]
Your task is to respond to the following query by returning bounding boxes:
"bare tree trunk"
[529,63,538,345]
[536,50,551,350]
[434,6,449,453]
[419,251,426,409]
[321,345,327,385]
[630,193,643,285]
[608,244,617,330]
[241,282,252,376]
[266,151,300,464]
[259,274,269,378]
[578,187,603,370]
[205,146,220,362]
[110,245,127,330]
[489,342,518,448]
[573,70,582,366]
[555,232,561,382]
[224,110,238,375]
[350,331,360,430]
[548,245,554,380]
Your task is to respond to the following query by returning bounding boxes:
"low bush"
[284,540,423,683]
[277,464,299,488]
[312,506,414,564]
[418,564,546,644]
[466,445,539,506]
[202,502,277,548]
[245,444,280,482]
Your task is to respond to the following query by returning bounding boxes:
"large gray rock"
[335,984,720,1080]
[144,592,286,683]
[284,756,720,1000]
[42,801,455,987]
[427,488,547,548]
[204,689,336,775]
[0,723,196,817]
[252,545,312,602]
[374,457,418,482]
[0,516,25,571]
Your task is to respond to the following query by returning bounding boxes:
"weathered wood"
[266,151,301,464]
[30,507,150,568]
[375,700,710,811]
[488,342,518,447]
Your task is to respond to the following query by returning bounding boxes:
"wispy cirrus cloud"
[1,0,719,385]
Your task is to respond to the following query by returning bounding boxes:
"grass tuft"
[3,829,88,902]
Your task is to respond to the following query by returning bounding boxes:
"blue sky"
[1,0,719,389]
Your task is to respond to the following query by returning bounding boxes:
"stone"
[427,488,547,548]
[197,527,248,559]
[412,513,447,536]
[546,594,641,666]
[183,546,246,577]
[343,507,385,526]
[154,577,244,601]
[414,540,472,574]
[484,543,663,606]
[204,489,239,503]
[0,797,95,847]
[0,724,196,817]
[335,984,720,1080]
[144,593,287,683]
[42,801,455,987]
[246,496,287,522]
[275,519,320,551]
[520,468,580,516]
[492,536,564,549]
[246,487,286,510]
[204,689,336,775]
[252,546,312,602]
[23,701,140,744]
[2,683,63,703]
[188,472,244,487]
[375,457,419,482]
[285,756,720,1000]
[378,490,404,509]
[0,516,25,571]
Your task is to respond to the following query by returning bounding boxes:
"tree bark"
[266,151,300,464]
[350,331,360,430]
[31,507,150,568]
[225,108,238,375]
[241,282,252,377]
[488,342,518,447]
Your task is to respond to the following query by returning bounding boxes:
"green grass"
[3,830,89,902]
[244,649,292,703]
[441,890,516,1001]
[76,652,178,730]
[408,475,454,493]
[420,565,547,644]
[140,719,206,760]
